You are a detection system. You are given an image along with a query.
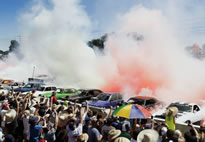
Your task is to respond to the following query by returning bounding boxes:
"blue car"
[88,93,124,108]
[14,83,42,93]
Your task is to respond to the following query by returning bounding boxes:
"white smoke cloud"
[0,0,104,88]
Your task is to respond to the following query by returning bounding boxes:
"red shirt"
[52,96,57,104]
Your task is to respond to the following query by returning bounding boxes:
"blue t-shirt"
[30,125,43,142]
[88,127,101,142]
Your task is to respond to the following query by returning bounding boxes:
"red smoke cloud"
[101,45,171,95]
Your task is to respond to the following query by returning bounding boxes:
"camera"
[187,120,191,126]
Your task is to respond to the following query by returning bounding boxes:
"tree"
[87,34,107,51]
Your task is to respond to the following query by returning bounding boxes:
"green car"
[42,88,81,99]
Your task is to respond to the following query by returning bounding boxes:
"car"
[87,92,124,109]
[22,85,57,96]
[153,102,202,124]
[64,89,103,103]
[0,80,14,86]
[14,83,43,93]
[42,88,81,99]
[126,96,164,111]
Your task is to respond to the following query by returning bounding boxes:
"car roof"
[130,96,157,100]
[100,92,121,96]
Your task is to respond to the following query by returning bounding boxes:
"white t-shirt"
[66,123,82,142]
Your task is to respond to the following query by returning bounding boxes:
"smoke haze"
[1,0,205,103]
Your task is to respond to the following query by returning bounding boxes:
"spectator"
[137,129,159,142]
[108,128,130,142]
[66,107,84,142]
[29,116,43,142]
[165,107,178,130]
[51,92,58,104]
[88,119,102,142]
[101,118,115,142]
[119,123,132,140]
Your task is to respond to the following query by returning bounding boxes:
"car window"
[51,87,56,91]
[33,84,40,88]
[118,94,122,100]
[39,87,45,91]
[24,84,32,88]
[127,98,145,105]
[146,99,156,106]
[193,105,200,112]
[45,87,51,91]
[110,95,118,101]
[96,93,110,101]
[56,89,63,93]
[64,89,76,93]
[168,103,192,112]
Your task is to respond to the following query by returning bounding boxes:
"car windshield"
[24,84,32,88]
[57,89,64,93]
[57,88,76,93]
[168,103,192,112]
[64,89,76,93]
[96,93,110,101]
[38,87,45,91]
[127,98,145,106]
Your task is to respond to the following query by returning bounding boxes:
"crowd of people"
[0,90,204,142]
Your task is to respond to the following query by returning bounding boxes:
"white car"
[153,102,202,124]
[34,86,57,96]
[22,86,56,96]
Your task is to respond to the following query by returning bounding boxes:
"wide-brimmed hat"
[24,110,30,118]
[166,107,178,117]
[77,133,89,142]
[108,129,121,140]
[114,137,130,142]
[137,129,159,142]
[5,109,16,124]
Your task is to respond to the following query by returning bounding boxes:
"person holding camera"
[184,122,199,142]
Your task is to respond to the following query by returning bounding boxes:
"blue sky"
[1,0,205,50]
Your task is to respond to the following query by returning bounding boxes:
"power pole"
[32,66,35,78]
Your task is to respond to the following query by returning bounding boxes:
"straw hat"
[77,133,89,142]
[5,109,16,124]
[137,129,159,142]
[108,129,121,140]
[114,137,130,142]
[24,110,30,119]
[166,107,178,117]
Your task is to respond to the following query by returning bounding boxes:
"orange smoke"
[100,45,170,95]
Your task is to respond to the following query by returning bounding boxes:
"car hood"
[88,100,110,108]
